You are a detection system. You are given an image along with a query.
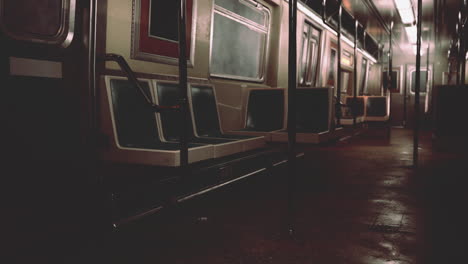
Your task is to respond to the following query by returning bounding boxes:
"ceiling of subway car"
[341,0,438,57]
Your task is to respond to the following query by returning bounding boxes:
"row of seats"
[227,88,286,141]
[340,95,390,125]
[269,87,339,143]
[101,77,389,165]
[229,87,343,144]
[100,76,265,167]
[234,88,390,143]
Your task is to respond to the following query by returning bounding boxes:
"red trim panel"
[139,0,193,58]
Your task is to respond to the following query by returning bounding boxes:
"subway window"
[149,0,179,41]
[211,0,270,81]
[131,0,194,63]
[327,48,337,87]
[411,70,428,93]
[382,70,399,93]
[359,58,368,95]
[299,22,321,86]
[341,70,351,94]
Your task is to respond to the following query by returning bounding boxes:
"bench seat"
[100,76,214,167]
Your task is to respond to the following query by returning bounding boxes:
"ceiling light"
[394,0,415,24]
[405,26,417,44]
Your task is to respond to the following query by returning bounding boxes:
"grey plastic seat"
[341,96,366,125]
[271,87,345,143]
[99,76,213,167]
[364,96,389,121]
[190,84,265,152]
[154,81,258,158]
[227,88,285,141]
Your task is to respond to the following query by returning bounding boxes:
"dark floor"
[16,128,468,263]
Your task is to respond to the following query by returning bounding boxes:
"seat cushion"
[245,89,284,131]
[110,79,163,147]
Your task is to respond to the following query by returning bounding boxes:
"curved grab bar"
[102,53,180,112]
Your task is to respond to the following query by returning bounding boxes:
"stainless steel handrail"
[102,53,180,112]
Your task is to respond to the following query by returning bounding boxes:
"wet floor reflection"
[73,128,456,263]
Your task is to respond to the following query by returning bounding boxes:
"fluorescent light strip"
[405,25,417,44]
[297,2,377,63]
[398,9,414,24]
[394,0,412,10]
[394,0,414,24]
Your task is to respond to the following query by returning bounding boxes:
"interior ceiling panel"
[341,0,436,56]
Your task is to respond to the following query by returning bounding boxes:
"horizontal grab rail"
[102,53,180,112]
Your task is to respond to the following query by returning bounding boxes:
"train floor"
[64,128,467,263]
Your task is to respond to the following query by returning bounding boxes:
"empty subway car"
[1,0,465,260]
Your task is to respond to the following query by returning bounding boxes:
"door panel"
[1,1,93,262]
[385,66,405,126]
[405,64,432,128]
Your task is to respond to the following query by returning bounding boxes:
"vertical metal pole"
[88,0,98,135]
[425,44,430,113]
[322,0,326,23]
[457,22,461,85]
[178,0,189,168]
[389,22,393,94]
[403,63,407,127]
[388,22,393,138]
[462,47,466,85]
[336,2,342,126]
[379,45,384,96]
[413,0,422,167]
[363,31,366,52]
[287,0,297,236]
[88,0,110,231]
[353,21,358,127]
[388,22,393,134]
[461,21,466,85]
[362,30,366,96]
[386,54,390,94]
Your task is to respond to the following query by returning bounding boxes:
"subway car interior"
[2,0,468,263]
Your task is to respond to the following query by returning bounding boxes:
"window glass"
[299,22,321,86]
[133,0,194,61]
[360,59,368,95]
[211,0,269,80]
[308,43,318,82]
[149,0,179,41]
[311,27,320,37]
[382,71,399,93]
[411,70,428,93]
[327,48,337,87]
[215,0,266,25]
[299,31,309,84]
[341,71,350,93]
